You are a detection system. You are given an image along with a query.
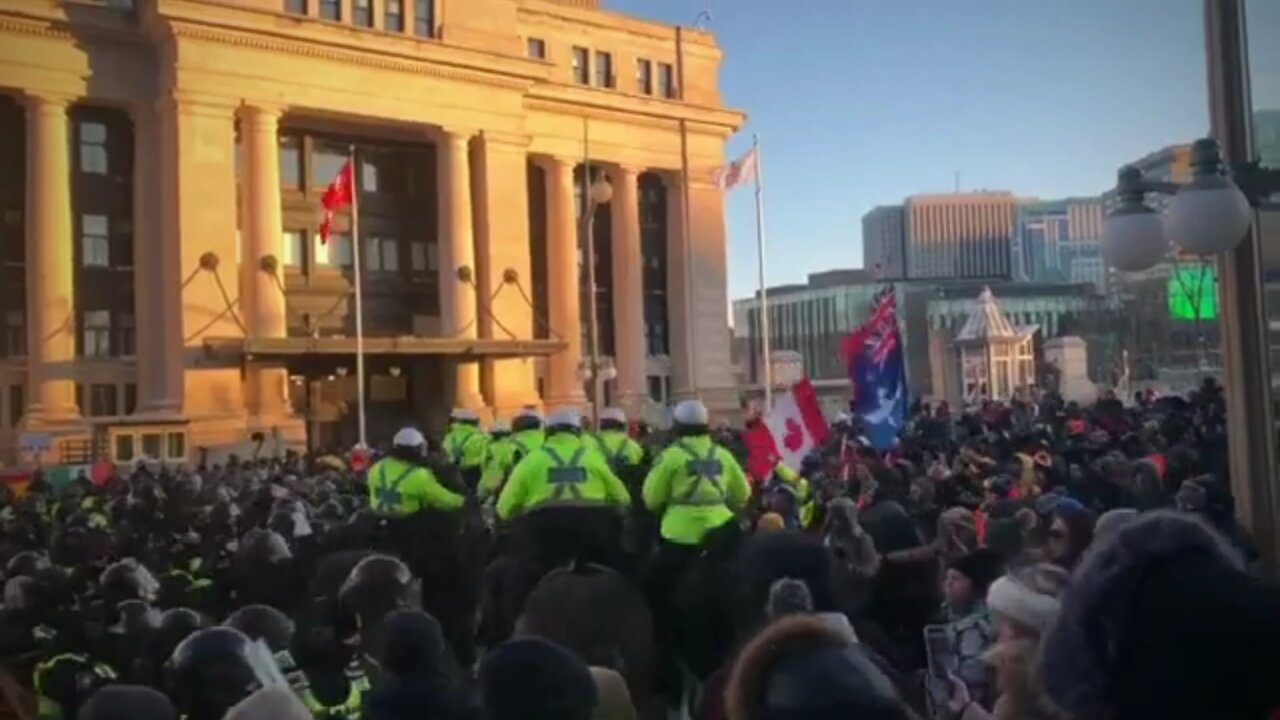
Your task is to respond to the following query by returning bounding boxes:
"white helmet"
[546,407,583,430]
[393,427,426,448]
[600,407,627,425]
[450,408,479,423]
[673,399,709,426]
[490,420,511,434]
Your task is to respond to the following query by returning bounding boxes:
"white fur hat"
[986,564,1068,634]
[672,399,709,426]
[546,407,583,429]
[392,427,426,447]
[600,407,627,424]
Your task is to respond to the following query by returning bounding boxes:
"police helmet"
[393,427,427,449]
[547,407,583,434]
[338,554,420,625]
[489,420,511,437]
[112,599,161,635]
[450,408,480,425]
[673,399,710,427]
[599,407,628,431]
[5,549,51,579]
[99,558,160,605]
[224,604,295,654]
[236,528,293,565]
[165,627,263,720]
[155,608,207,664]
[512,407,544,433]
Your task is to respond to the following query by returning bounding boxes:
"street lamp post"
[581,170,614,427]
[1101,16,1280,573]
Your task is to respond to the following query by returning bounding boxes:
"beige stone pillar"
[542,156,586,407]
[22,92,80,425]
[663,172,694,399]
[437,128,484,410]
[240,104,290,419]
[609,165,647,412]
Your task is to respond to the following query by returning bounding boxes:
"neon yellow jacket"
[772,462,816,528]
[479,428,545,499]
[587,430,645,467]
[367,456,465,515]
[496,433,631,521]
[443,423,488,469]
[642,435,751,545]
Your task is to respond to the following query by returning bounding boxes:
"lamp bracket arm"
[1232,161,1280,206]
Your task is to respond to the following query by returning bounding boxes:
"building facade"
[0,0,744,462]
[1012,198,1105,290]
[861,205,906,280]
[861,192,1018,282]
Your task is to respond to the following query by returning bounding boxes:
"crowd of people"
[2,378,1280,720]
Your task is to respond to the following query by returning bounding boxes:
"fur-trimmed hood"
[1038,510,1248,717]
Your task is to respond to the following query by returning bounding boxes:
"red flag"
[744,378,830,484]
[713,147,758,191]
[319,160,354,244]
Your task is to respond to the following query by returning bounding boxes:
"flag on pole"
[841,287,907,451]
[713,147,759,191]
[319,160,354,244]
[743,377,830,482]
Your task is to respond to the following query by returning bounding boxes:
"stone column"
[21,92,80,426]
[437,128,483,410]
[240,104,289,419]
[542,156,586,407]
[609,164,647,412]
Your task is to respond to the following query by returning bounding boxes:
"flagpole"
[753,133,773,410]
[349,145,367,449]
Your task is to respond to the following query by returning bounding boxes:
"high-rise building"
[903,192,1019,280]
[861,205,907,280]
[1013,198,1105,290]
[0,0,745,462]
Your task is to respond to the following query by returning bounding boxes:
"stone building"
[0,0,744,461]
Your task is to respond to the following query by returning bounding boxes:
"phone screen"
[923,625,953,681]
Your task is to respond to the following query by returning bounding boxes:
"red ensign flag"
[319,160,354,244]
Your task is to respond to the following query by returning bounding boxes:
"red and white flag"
[713,147,758,191]
[319,160,354,244]
[745,378,830,475]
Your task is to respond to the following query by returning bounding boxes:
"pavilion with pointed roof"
[953,287,1038,402]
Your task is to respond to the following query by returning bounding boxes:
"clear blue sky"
[604,0,1280,301]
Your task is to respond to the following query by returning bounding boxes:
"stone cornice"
[524,93,743,136]
[165,22,536,92]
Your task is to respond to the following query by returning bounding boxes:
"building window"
[594,51,614,88]
[353,0,372,27]
[414,0,433,36]
[283,230,305,267]
[78,121,108,175]
[572,47,590,85]
[82,310,111,358]
[527,37,546,59]
[81,214,110,268]
[87,383,117,417]
[283,0,306,13]
[3,311,23,357]
[141,432,162,459]
[279,135,302,188]
[167,432,186,460]
[366,236,399,272]
[409,241,435,273]
[313,142,348,189]
[114,434,135,463]
[318,232,353,267]
[384,0,403,31]
[319,0,339,20]
[115,311,135,356]
[636,59,653,95]
[123,383,137,415]
[657,62,676,99]
[8,385,23,428]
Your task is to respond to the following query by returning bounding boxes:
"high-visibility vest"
[301,672,369,720]
[670,441,727,507]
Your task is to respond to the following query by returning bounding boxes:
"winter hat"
[757,512,786,533]
[589,666,637,720]
[222,687,312,720]
[947,547,1005,597]
[479,638,598,720]
[986,562,1069,635]
[78,685,177,720]
[380,609,446,676]
[766,578,814,618]
[1040,510,1280,720]
[1091,507,1137,545]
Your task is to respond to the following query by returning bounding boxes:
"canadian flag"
[744,378,830,481]
[319,159,354,244]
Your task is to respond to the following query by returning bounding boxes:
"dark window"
[365,236,399,273]
[527,37,546,59]
[8,384,23,428]
[3,311,23,357]
[167,432,186,460]
[115,311,135,356]
[353,0,372,27]
[409,240,434,274]
[657,62,676,99]
[572,47,590,85]
[594,51,614,88]
[141,432,162,459]
[88,383,117,417]
[279,134,302,188]
[78,121,108,175]
[313,141,348,189]
[384,0,403,31]
[81,310,111,358]
[648,375,664,402]
[114,433,135,462]
[414,0,433,36]
[123,383,137,415]
[319,0,339,20]
[636,59,653,95]
[81,214,110,268]
[284,0,306,13]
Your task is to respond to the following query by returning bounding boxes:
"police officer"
[483,419,512,483]
[32,651,116,720]
[642,399,751,561]
[769,461,816,529]
[588,407,645,470]
[164,627,262,720]
[479,408,546,502]
[366,428,465,516]
[496,407,631,522]
[442,408,488,489]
